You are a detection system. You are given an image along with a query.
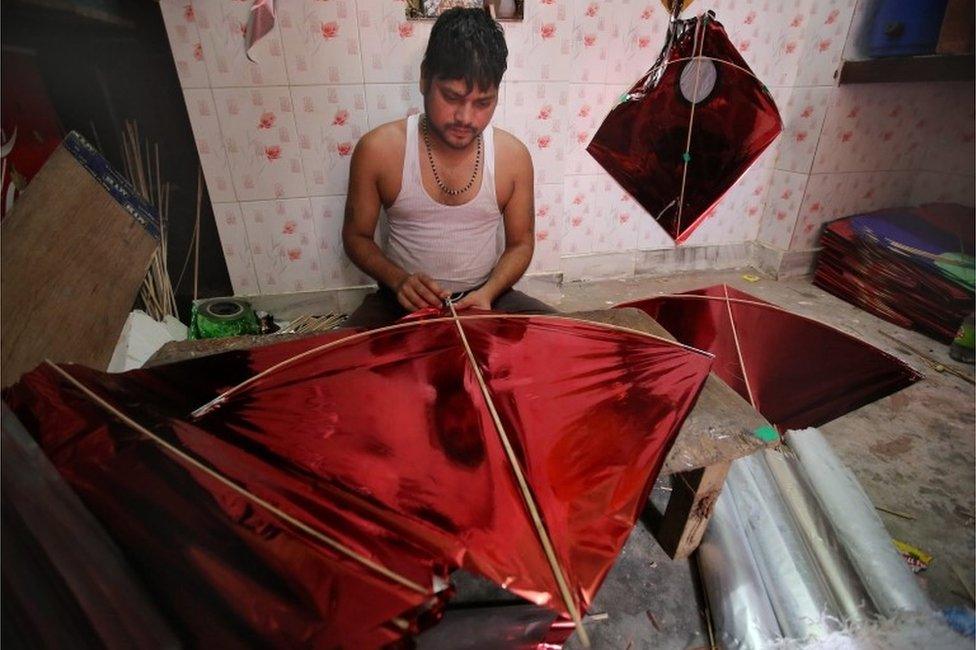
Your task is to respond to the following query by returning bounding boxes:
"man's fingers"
[418,274,448,299]
[412,281,442,307]
[399,286,424,311]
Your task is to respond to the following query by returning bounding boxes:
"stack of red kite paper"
[618,285,921,431]
[813,204,975,342]
[5,311,712,647]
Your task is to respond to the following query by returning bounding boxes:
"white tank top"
[383,113,503,293]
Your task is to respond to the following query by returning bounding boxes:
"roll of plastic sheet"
[698,489,782,649]
[785,428,932,617]
[727,454,841,640]
[763,448,878,624]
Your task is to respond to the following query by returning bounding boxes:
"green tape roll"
[189,298,260,340]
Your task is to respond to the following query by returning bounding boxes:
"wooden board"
[1,140,157,387]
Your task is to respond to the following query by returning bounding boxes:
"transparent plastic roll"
[698,488,781,649]
[763,448,878,624]
[785,428,932,617]
[727,454,841,640]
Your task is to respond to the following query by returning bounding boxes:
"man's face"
[421,76,499,150]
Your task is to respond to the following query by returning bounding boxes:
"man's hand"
[453,288,493,311]
[394,273,449,311]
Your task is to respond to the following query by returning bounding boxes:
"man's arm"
[342,130,447,310]
[455,137,534,310]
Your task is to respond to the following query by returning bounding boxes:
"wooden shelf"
[838,54,975,85]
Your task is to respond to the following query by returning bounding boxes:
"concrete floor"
[531,268,975,649]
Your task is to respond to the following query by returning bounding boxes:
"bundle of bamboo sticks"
[280,313,346,334]
[120,120,178,321]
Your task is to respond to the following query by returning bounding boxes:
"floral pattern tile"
[311,195,373,288]
[562,175,600,255]
[685,163,772,246]
[291,85,368,196]
[364,83,424,129]
[529,183,563,273]
[606,1,664,86]
[570,0,612,84]
[504,82,569,185]
[757,168,807,249]
[772,85,831,174]
[193,0,289,87]
[791,170,915,250]
[278,0,364,84]
[357,0,432,83]
[211,87,307,201]
[159,0,210,88]
[212,202,259,294]
[565,83,613,176]
[505,0,573,82]
[591,174,640,253]
[182,88,236,202]
[240,198,324,293]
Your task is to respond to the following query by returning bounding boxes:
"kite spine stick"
[44,360,432,596]
[446,305,591,647]
[721,285,758,408]
[675,13,708,239]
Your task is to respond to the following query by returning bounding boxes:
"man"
[342,7,554,329]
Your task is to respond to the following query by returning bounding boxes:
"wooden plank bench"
[147,307,772,559]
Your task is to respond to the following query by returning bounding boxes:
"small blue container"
[867,0,950,57]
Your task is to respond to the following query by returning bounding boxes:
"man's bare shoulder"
[355,119,408,162]
[492,127,531,166]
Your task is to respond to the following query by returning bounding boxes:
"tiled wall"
[161,0,974,295]
[756,0,975,253]
[786,82,975,251]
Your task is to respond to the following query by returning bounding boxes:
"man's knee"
[491,289,557,315]
[343,289,406,329]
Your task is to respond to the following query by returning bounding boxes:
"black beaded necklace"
[421,115,482,197]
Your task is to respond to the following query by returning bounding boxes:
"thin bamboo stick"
[45,360,432,596]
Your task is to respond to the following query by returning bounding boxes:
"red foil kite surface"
[618,285,921,431]
[6,312,712,647]
[587,9,782,243]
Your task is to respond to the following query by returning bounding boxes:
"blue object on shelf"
[867,0,950,57]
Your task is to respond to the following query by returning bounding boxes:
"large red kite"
[6,310,712,647]
[617,286,921,430]
[587,8,781,243]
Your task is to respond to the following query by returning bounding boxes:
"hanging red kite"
[587,8,781,243]
[617,285,921,431]
[6,310,712,647]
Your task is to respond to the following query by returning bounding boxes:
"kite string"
[675,13,708,239]
[446,303,591,648]
[43,360,431,596]
[636,55,768,97]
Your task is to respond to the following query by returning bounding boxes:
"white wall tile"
[278,0,364,84]
[291,85,368,196]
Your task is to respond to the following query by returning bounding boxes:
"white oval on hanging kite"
[679,57,717,104]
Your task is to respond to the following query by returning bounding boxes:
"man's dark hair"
[421,7,508,91]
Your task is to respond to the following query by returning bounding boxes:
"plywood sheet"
[1,134,158,387]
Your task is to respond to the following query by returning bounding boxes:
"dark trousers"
[343,287,557,330]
